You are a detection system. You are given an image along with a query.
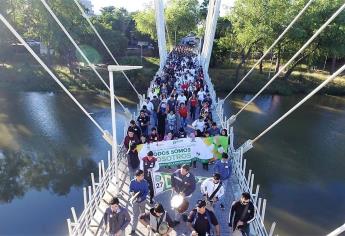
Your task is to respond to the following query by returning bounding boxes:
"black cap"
[213,173,221,180]
[148,151,154,156]
[196,200,206,208]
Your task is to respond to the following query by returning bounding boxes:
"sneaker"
[220,203,225,210]
[130,230,136,235]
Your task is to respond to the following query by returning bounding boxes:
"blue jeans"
[152,111,158,127]
[180,117,187,127]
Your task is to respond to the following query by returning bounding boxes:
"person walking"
[178,102,188,128]
[200,173,225,212]
[171,164,196,225]
[139,203,174,236]
[129,170,149,235]
[103,197,131,236]
[140,151,159,204]
[187,200,220,236]
[213,152,232,210]
[229,192,255,236]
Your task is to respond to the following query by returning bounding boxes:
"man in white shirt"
[177,93,187,105]
[142,97,154,114]
[200,173,225,212]
[191,116,205,132]
[197,88,206,107]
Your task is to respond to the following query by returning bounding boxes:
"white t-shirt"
[142,101,154,111]
[177,95,187,105]
[197,91,205,101]
[192,119,205,131]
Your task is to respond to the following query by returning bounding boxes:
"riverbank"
[1,57,344,95]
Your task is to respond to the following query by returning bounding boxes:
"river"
[0,90,344,235]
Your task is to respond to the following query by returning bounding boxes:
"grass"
[209,60,345,96]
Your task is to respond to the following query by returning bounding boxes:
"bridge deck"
[88,152,239,236]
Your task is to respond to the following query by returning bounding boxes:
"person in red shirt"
[189,94,198,120]
[148,127,159,143]
[179,102,188,128]
[140,151,159,204]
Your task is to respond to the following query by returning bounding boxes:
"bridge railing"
[66,119,130,236]
[207,72,276,236]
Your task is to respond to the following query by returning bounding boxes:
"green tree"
[165,0,199,46]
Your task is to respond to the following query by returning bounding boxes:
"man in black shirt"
[128,120,141,138]
[137,110,150,136]
[229,192,255,236]
[187,200,220,236]
[167,95,177,113]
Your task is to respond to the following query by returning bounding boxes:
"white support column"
[154,0,167,70]
[109,71,119,195]
[202,0,221,71]
[201,0,215,65]
[203,0,222,71]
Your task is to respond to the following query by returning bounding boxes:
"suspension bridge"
[0,0,345,235]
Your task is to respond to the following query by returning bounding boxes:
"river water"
[0,90,344,235]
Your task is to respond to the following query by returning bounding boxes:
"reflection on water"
[1,90,344,235]
[225,94,345,236]
[0,149,96,203]
[0,90,134,235]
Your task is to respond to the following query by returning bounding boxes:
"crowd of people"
[103,45,255,236]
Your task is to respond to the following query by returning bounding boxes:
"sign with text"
[137,136,228,167]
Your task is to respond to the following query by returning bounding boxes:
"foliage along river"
[0,90,344,235]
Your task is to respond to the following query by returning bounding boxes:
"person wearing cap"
[200,173,225,212]
[103,197,131,236]
[129,169,149,235]
[139,203,174,236]
[171,164,196,224]
[140,151,160,204]
[128,120,141,138]
[214,152,232,210]
[229,192,255,236]
[187,200,220,236]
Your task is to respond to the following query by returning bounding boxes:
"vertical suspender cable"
[223,0,315,101]
[234,3,345,118]
[72,0,141,99]
[252,62,345,143]
[0,14,105,134]
[39,0,127,112]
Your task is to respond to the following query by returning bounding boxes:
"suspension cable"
[39,0,127,112]
[72,0,141,99]
[234,3,345,118]
[0,14,105,134]
[223,0,314,102]
[252,62,345,143]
